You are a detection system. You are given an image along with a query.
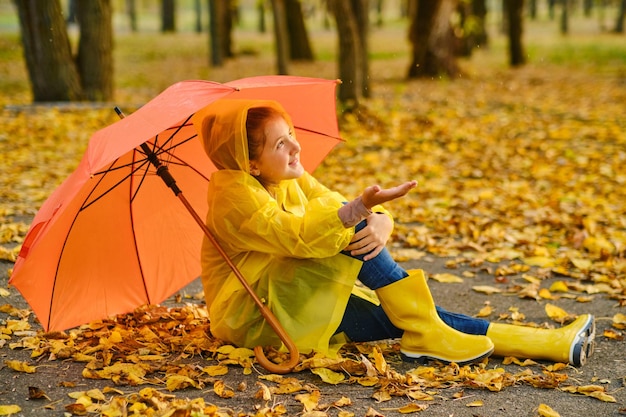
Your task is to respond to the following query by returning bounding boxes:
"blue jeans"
[335,220,489,342]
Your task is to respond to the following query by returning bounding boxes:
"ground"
[1,250,624,417]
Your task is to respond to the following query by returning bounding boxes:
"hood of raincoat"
[192,99,295,172]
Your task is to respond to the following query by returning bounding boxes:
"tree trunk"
[507,0,526,67]
[528,0,537,19]
[76,0,113,101]
[352,0,370,98]
[457,0,488,56]
[161,0,176,32]
[331,0,362,107]
[271,0,290,74]
[208,0,225,66]
[126,0,138,32]
[194,0,202,33]
[257,0,266,33]
[560,0,569,35]
[407,0,460,79]
[14,0,83,102]
[615,0,626,33]
[286,0,314,61]
[472,0,488,47]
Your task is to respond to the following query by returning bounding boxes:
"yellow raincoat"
[192,99,389,355]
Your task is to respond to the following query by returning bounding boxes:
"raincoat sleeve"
[207,171,356,259]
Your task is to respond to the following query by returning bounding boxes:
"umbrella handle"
[115,107,300,374]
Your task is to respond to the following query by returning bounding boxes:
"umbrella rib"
[161,115,194,147]
[127,147,152,305]
[295,126,345,141]
[81,158,152,211]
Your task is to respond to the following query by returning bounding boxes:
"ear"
[249,161,260,176]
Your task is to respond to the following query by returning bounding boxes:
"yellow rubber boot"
[376,271,494,365]
[486,314,595,366]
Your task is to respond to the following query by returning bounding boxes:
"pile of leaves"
[0,301,620,416]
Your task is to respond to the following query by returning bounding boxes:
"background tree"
[457,0,489,57]
[162,0,176,32]
[407,0,461,78]
[352,0,370,98]
[286,0,314,61]
[14,0,113,102]
[615,0,626,33]
[76,1,113,101]
[126,0,138,32]
[560,0,570,35]
[506,0,526,66]
[330,0,365,107]
[208,0,234,67]
[271,0,290,74]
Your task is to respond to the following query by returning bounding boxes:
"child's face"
[249,116,304,185]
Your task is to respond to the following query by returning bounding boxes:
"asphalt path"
[1,237,625,417]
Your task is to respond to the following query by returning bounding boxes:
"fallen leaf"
[0,405,22,415]
[311,367,345,385]
[472,285,502,295]
[537,403,561,417]
[431,273,464,283]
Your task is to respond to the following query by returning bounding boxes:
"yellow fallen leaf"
[538,288,555,299]
[570,258,592,271]
[108,330,123,343]
[295,390,320,412]
[203,365,229,376]
[613,313,626,330]
[166,374,200,391]
[406,390,434,401]
[537,403,560,417]
[372,346,387,374]
[4,359,36,373]
[64,403,87,415]
[85,388,106,401]
[602,328,624,340]
[311,367,345,384]
[213,380,235,398]
[357,376,379,386]
[545,304,570,323]
[333,397,352,407]
[398,402,429,413]
[228,347,255,360]
[522,256,556,267]
[560,385,616,402]
[476,304,494,317]
[472,285,502,295]
[549,281,569,292]
[583,236,615,255]
[372,390,391,402]
[0,405,21,415]
[254,382,272,401]
[431,273,464,283]
[466,400,484,407]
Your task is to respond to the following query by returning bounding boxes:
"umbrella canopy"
[10,76,343,332]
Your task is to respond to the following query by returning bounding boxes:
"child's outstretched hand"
[361,180,417,209]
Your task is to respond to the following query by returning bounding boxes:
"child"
[192,99,595,367]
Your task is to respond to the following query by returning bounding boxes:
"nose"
[289,137,301,154]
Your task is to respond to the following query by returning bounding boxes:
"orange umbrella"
[9,76,342,373]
